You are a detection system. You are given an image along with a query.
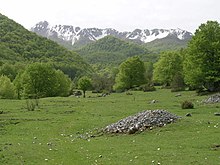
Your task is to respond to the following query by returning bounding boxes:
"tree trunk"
[83,90,86,98]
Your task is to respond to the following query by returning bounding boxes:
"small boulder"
[214,112,220,116]
[175,93,181,97]
[185,113,192,117]
[150,100,158,104]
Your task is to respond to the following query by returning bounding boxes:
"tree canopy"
[78,76,92,98]
[184,21,220,91]
[114,56,146,91]
[0,75,16,99]
[153,51,183,86]
[15,63,72,98]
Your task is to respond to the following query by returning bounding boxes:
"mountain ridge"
[31,21,193,49]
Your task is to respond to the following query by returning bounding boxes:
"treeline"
[89,21,220,93]
[0,63,72,99]
[0,13,219,99]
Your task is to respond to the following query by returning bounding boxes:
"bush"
[25,99,39,111]
[181,100,194,109]
[140,84,156,92]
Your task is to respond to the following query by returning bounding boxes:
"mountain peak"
[31,21,192,48]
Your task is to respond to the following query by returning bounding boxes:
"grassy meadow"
[0,88,220,165]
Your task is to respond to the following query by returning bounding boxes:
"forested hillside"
[145,35,190,53]
[77,36,157,66]
[0,13,92,79]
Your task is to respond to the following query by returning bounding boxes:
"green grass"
[0,89,220,165]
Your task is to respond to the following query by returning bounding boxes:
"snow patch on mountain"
[31,21,192,46]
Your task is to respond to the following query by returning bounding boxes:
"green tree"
[144,62,154,83]
[78,76,92,98]
[13,72,24,99]
[21,63,59,98]
[55,70,72,97]
[0,63,17,81]
[184,21,220,91]
[113,56,146,91]
[0,75,16,99]
[153,51,184,87]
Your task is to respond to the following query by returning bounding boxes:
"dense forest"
[0,13,92,79]
[77,35,155,65]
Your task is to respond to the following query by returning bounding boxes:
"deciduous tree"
[153,51,183,87]
[78,76,92,98]
[0,75,16,99]
[114,56,146,91]
[184,21,220,91]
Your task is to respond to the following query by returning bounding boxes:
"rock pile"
[103,110,180,134]
[203,94,220,103]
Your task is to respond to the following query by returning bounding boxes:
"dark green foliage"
[181,100,194,109]
[184,21,220,92]
[77,36,154,67]
[140,84,156,92]
[145,35,191,53]
[0,13,92,79]
[114,56,147,91]
[91,74,114,93]
[171,73,185,92]
[144,62,154,83]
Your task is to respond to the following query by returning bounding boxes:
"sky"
[0,0,219,33]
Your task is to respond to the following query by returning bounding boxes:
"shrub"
[25,99,39,111]
[140,84,156,92]
[181,100,194,109]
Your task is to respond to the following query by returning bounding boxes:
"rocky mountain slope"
[31,21,192,49]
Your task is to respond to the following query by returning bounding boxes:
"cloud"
[0,0,220,32]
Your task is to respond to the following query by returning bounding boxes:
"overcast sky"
[0,0,219,33]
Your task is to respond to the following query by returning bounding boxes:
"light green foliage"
[153,51,183,86]
[77,76,92,97]
[184,21,220,91]
[114,56,146,91]
[16,63,72,98]
[55,70,72,97]
[21,63,58,98]
[0,75,16,99]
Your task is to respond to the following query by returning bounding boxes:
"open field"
[0,89,220,165]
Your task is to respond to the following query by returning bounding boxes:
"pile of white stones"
[203,94,220,104]
[103,110,180,134]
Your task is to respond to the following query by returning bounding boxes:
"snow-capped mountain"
[31,21,192,48]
